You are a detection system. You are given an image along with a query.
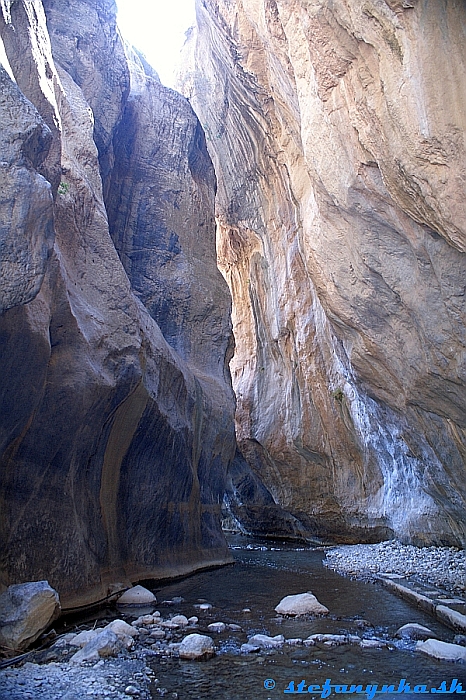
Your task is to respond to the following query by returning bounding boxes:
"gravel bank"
[324,541,466,593]
[0,657,155,700]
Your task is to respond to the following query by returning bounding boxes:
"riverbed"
[144,536,464,698]
[1,536,464,699]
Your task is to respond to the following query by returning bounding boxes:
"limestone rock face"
[0,66,54,314]
[182,0,466,545]
[0,0,235,607]
[105,46,232,378]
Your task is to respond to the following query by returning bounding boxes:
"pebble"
[0,659,151,699]
[324,541,466,593]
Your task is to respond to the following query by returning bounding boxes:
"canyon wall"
[0,0,235,607]
[182,0,466,545]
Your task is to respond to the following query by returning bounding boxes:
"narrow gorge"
[0,0,465,614]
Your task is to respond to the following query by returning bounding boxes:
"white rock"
[140,615,155,625]
[285,638,303,645]
[303,638,316,646]
[275,592,329,617]
[69,629,99,647]
[69,629,122,664]
[171,615,189,627]
[416,638,466,662]
[0,581,60,651]
[304,633,347,646]
[360,639,386,649]
[248,633,284,649]
[160,620,179,629]
[54,632,79,647]
[241,643,260,653]
[208,622,226,633]
[103,619,139,639]
[188,616,198,625]
[395,623,433,640]
[117,586,156,606]
[150,630,165,639]
[178,633,215,660]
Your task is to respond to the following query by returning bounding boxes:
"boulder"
[275,592,329,617]
[69,629,122,664]
[248,634,284,649]
[396,623,433,641]
[178,633,215,660]
[241,643,261,653]
[117,586,156,606]
[0,581,60,651]
[416,639,466,662]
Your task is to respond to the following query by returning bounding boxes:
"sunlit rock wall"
[0,0,235,607]
[182,0,466,545]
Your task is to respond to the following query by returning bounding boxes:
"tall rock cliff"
[182,0,466,546]
[0,0,235,607]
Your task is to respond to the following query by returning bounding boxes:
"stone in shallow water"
[395,623,433,640]
[275,592,329,616]
[416,638,466,662]
[117,586,156,606]
[178,633,215,660]
[208,622,226,633]
[359,639,386,649]
[248,633,284,649]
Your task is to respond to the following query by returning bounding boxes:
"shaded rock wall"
[0,0,235,607]
[182,0,466,545]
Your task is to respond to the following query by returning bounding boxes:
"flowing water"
[141,536,465,699]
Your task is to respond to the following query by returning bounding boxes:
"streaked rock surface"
[182,0,466,546]
[0,0,235,607]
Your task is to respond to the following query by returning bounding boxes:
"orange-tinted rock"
[182,0,466,546]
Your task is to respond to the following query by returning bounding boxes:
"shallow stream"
[140,536,465,699]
